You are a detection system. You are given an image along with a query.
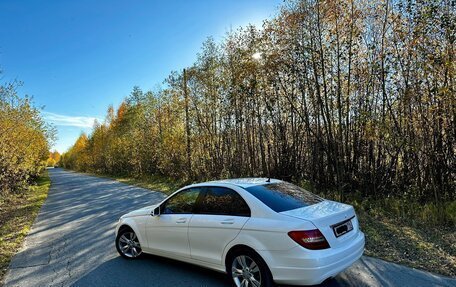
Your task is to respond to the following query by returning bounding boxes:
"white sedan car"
[115,178,365,286]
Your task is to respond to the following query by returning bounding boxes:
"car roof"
[206,177,283,188]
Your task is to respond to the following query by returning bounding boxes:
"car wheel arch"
[222,232,269,260]
[224,244,265,271]
[224,244,275,285]
[116,220,145,247]
[118,224,133,233]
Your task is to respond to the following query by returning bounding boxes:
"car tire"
[116,227,143,259]
[228,248,274,287]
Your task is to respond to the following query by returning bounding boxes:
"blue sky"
[0,0,280,153]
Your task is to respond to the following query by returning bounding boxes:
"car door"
[188,186,251,265]
[145,188,202,258]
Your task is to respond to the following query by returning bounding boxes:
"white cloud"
[43,111,101,128]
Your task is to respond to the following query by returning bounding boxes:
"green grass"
[113,174,185,195]
[0,171,51,285]
[84,172,185,195]
[358,207,455,277]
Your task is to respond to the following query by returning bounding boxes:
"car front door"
[146,188,202,258]
[188,186,251,265]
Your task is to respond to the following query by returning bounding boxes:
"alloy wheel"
[118,231,142,258]
[231,255,262,287]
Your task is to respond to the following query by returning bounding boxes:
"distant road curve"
[4,169,455,287]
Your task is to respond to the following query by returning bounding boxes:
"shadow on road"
[73,254,230,287]
[72,254,350,287]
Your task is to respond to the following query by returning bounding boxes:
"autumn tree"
[0,78,55,194]
[63,0,455,205]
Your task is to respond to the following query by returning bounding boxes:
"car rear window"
[244,182,323,212]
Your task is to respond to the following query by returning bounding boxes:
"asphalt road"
[4,169,455,287]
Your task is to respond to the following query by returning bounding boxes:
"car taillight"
[288,229,330,250]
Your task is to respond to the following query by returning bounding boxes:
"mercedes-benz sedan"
[115,178,365,286]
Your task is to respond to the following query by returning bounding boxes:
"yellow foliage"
[0,82,54,194]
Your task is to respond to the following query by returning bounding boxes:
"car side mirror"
[151,206,160,217]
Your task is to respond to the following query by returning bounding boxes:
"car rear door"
[146,188,202,258]
[188,186,250,265]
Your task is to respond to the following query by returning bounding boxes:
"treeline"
[0,78,55,194]
[47,151,61,167]
[62,0,455,203]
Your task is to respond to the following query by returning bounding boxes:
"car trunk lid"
[280,200,359,248]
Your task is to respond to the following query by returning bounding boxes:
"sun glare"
[252,52,263,60]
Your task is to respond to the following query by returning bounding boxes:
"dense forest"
[0,77,55,194]
[62,0,455,204]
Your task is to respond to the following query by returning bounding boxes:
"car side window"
[162,188,201,214]
[197,187,250,217]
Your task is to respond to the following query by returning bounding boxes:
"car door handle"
[176,218,187,224]
[220,219,234,225]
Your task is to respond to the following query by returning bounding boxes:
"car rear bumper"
[258,230,365,286]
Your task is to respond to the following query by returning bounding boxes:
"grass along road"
[0,170,51,284]
[102,172,455,277]
[358,207,455,277]
[99,173,184,195]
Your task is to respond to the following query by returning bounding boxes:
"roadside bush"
[0,80,55,194]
